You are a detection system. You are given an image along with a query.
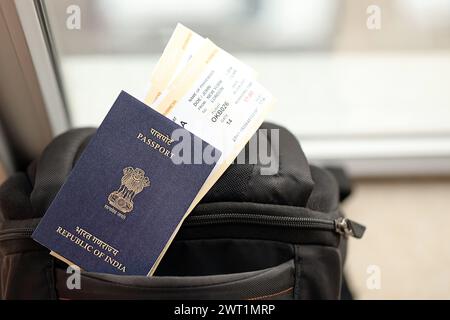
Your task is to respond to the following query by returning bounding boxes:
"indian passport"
[32,91,220,276]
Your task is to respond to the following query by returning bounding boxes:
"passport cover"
[32,91,220,276]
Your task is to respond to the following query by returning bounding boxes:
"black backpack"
[0,123,365,300]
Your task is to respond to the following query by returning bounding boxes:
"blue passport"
[32,91,220,276]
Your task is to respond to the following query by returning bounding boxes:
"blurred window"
[37,0,450,174]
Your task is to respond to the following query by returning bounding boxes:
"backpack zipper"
[184,214,365,238]
[0,227,35,242]
[0,215,365,242]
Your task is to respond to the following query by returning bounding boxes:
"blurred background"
[1,0,450,298]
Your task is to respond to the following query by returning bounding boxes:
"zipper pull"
[335,217,366,239]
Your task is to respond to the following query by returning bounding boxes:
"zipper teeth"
[0,227,34,242]
[0,214,337,241]
[185,213,335,230]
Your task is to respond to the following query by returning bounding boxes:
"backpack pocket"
[0,219,56,299]
[55,259,296,300]
[54,238,296,300]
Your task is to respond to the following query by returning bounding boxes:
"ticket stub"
[145,24,204,105]
[145,24,258,108]
[145,30,274,272]
[151,39,274,231]
[155,40,271,158]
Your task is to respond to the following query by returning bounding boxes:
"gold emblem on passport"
[108,167,150,213]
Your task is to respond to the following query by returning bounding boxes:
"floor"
[343,178,450,299]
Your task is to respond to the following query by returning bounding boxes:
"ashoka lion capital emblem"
[108,167,150,213]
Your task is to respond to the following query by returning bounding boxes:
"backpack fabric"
[0,123,364,300]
